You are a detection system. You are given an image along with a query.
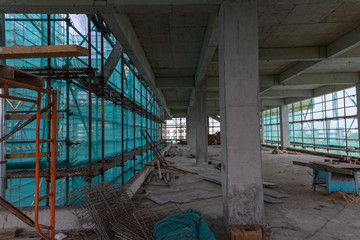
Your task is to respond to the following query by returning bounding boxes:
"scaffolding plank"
[0,45,88,59]
[0,64,44,87]
[5,152,59,159]
[6,113,64,120]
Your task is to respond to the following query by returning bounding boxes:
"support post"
[356,83,360,150]
[219,0,264,231]
[195,86,208,164]
[0,13,6,198]
[260,111,265,145]
[280,105,290,149]
[188,105,197,153]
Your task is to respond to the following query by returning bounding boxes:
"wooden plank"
[293,161,354,175]
[263,181,278,189]
[0,64,44,87]
[5,152,60,159]
[263,188,290,198]
[6,113,64,120]
[202,176,221,185]
[0,45,88,59]
[263,195,284,204]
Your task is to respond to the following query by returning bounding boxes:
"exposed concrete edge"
[0,143,172,231]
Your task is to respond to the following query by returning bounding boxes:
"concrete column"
[219,0,264,230]
[261,111,265,145]
[280,105,290,149]
[195,86,208,164]
[188,105,197,152]
[0,14,6,198]
[356,84,360,150]
[186,114,190,145]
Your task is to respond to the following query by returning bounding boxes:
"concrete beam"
[279,61,320,83]
[313,84,354,97]
[283,84,354,105]
[195,14,218,87]
[260,99,285,107]
[103,41,123,83]
[206,91,219,100]
[259,47,326,61]
[260,90,313,99]
[327,25,360,58]
[171,109,187,117]
[205,76,219,90]
[156,77,194,88]
[167,101,189,108]
[261,73,359,87]
[0,1,222,13]
[102,13,171,117]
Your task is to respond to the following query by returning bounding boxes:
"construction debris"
[0,228,17,239]
[147,188,222,205]
[272,147,284,154]
[70,182,179,240]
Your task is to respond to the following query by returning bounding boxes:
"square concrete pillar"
[195,86,208,164]
[188,105,197,152]
[219,0,264,229]
[280,105,290,149]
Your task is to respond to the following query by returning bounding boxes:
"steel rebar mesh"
[69,182,136,240]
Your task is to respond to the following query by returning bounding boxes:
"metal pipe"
[133,65,136,174]
[46,14,51,207]
[140,79,143,164]
[121,56,124,185]
[0,13,6,198]
[100,16,105,182]
[50,91,57,239]
[87,15,92,187]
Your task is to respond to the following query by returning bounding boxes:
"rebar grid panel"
[111,204,180,240]
[70,182,135,240]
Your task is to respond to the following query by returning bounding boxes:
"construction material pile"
[70,182,179,240]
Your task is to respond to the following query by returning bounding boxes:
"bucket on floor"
[229,225,262,240]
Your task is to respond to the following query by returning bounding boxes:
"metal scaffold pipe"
[0,13,6,198]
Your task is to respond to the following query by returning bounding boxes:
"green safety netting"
[4,14,161,207]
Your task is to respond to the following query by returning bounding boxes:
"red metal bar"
[34,91,50,240]
[50,91,57,239]
[133,65,136,174]
[46,14,51,207]
[88,15,92,187]
[121,55,124,185]
[100,16,105,182]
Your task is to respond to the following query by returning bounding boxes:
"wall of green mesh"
[4,14,161,206]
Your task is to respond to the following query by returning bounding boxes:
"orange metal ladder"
[0,78,57,240]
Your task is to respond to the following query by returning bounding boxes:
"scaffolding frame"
[2,13,163,210]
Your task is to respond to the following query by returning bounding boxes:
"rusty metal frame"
[0,77,57,240]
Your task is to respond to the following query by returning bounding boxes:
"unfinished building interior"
[1,1,360,240]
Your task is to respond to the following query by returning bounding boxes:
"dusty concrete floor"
[135,144,360,240]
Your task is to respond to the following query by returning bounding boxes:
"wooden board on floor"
[263,195,284,204]
[0,45,88,59]
[146,188,221,205]
[263,188,290,198]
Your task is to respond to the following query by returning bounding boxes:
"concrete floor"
[136,145,360,240]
